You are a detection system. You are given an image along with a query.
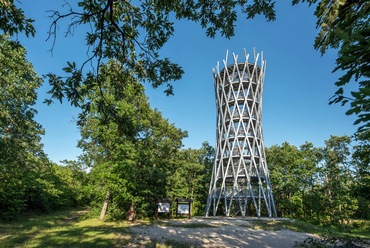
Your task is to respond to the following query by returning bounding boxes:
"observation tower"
[205,49,277,218]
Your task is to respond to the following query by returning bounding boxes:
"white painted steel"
[205,49,277,218]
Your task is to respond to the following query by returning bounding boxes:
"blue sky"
[16,1,358,164]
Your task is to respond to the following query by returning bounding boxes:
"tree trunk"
[345,209,350,225]
[289,192,292,218]
[317,209,320,222]
[127,202,135,221]
[310,177,313,219]
[332,209,335,224]
[339,204,344,225]
[303,190,305,219]
[99,189,110,220]
[191,172,196,199]
[247,201,251,216]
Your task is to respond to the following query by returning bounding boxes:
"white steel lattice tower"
[205,49,277,218]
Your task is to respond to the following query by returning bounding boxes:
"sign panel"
[177,203,190,214]
[158,203,170,213]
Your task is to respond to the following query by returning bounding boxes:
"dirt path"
[127,217,317,247]
[62,208,89,223]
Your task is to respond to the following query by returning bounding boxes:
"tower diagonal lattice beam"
[205,48,277,218]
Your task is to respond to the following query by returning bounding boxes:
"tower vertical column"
[205,49,277,218]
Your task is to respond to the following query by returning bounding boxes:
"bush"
[0,161,90,220]
[295,229,370,248]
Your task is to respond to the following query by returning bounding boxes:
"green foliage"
[71,60,216,219]
[0,34,90,219]
[0,33,43,219]
[75,60,187,219]
[0,34,44,158]
[41,0,278,120]
[1,0,368,224]
[296,229,370,248]
[0,0,35,37]
[267,136,370,223]
[0,158,91,220]
[330,23,370,134]
[293,0,370,134]
[352,131,370,219]
[166,141,214,216]
[321,135,357,224]
[266,142,306,218]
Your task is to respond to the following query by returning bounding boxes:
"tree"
[0,34,89,219]
[38,0,277,115]
[299,142,322,220]
[77,60,187,219]
[77,60,148,219]
[321,135,354,225]
[0,34,44,218]
[163,141,214,216]
[196,141,215,214]
[294,0,370,134]
[0,34,44,159]
[0,0,278,120]
[0,0,35,37]
[4,1,369,133]
[266,142,304,218]
[352,131,370,219]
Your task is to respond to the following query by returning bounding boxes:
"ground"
[3,209,368,247]
[126,217,318,247]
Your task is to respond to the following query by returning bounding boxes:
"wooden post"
[168,202,171,220]
[156,202,158,220]
[189,201,191,219]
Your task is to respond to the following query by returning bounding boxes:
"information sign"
[177,203,190,214]
[158,202,170,213]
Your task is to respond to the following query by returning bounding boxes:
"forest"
[1,0,369,234]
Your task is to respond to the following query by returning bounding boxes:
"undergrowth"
[294,229,370,248]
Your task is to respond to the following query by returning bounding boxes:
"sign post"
[155,198,173,220]
[175,198,193,219]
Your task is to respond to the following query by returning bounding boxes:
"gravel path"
[127,217,318,247]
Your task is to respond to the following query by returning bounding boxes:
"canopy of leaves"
[76,60,187,217]
[42,0,276,109]
[0,34,44,162]
[0,0,35,37]
[294,0,370,135]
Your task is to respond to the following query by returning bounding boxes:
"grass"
[0,209,195,248]
[249,219,326,233]
[0,208,85,247]
[27,219,130,247]
[248,219,370,239]
[1,209,369,247]
[0,208,131,248]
